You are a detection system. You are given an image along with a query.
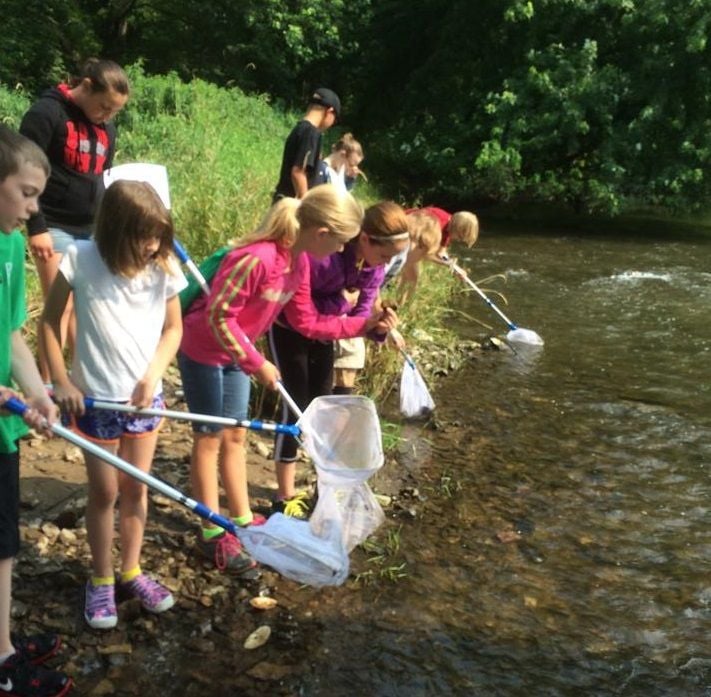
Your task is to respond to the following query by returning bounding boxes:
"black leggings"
[268,324,334,462]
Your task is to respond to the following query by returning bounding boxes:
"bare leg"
[0,558,13,656]
[190,431,223,530]
[117,433,159,573]
[276,461,297,500]
[219,427,250,518]
[84,447,120,578]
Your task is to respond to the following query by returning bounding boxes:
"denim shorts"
[72,395,164,443]
[48,227,92,255]
[177,352,251,433]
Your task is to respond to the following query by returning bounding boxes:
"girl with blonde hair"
[178,184,398,575]
[269,200,410,517]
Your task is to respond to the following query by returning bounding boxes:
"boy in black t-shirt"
[273,88,341,202]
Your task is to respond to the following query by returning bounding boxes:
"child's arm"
[131,295,182,408]
[290,166,309,198]
[8,332,58,429]
[40,271,85,414]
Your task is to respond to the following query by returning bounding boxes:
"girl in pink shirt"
[178,184,397,575]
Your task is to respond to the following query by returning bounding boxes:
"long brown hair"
[95,180,174,277]
[361,201,409,247]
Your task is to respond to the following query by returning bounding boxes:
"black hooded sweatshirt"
[20,84,117,236]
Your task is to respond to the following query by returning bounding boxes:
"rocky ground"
[14,389,430,696]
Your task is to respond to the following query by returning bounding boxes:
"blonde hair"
[449,211,479,247]
[95,180,175,277]
[407,211,441,256]
[362,201,409,246]
[237,184,363,249]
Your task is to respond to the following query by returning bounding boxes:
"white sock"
[0,650,16,664]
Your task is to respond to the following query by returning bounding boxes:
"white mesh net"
[399,361,435,418]
[298,396,386,552]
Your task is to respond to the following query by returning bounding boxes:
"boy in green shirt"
[0,125,72,696]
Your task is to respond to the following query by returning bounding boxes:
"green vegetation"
[2,1,709,217]
[356,526,408,585]
[1,68,460,402]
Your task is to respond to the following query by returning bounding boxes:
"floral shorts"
[72,395,164,443]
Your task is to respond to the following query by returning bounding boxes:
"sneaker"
[118,574,174,614]
[10,633,60,666]
[237,513,267,527]
[0,652,72,696]
[196,532,260,579]
[271,491,311,519]
[84,582,117,630]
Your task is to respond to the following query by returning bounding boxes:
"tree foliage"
[1,0,710,214]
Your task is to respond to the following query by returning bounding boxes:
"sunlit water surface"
[301,229,710,696]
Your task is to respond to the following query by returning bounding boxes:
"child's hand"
[130,378,157,409]
[52,381,86,415]
[254,361,281,390]
[0,386,21,417]
[24,394,58,435]
[365,306,399,336]
[342,287,360,308]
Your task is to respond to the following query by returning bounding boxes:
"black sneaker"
[0,652,72,696]
[10,634,60,666]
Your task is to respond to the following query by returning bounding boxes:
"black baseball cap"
[309,87,341,120]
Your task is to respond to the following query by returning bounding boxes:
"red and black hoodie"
[20,84,117,236]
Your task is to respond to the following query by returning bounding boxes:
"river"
[299,227,711,696]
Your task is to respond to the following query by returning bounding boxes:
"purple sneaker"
[119,574,174,613]
[84,582,117,630]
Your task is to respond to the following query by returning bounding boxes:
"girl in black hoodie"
[20,58,129,380]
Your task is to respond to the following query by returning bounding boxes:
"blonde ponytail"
[236,183,363,249]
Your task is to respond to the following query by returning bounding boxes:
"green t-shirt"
[0,230,29,453]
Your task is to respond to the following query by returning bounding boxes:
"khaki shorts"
[333,337,366,370]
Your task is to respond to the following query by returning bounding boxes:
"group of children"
[0,68,478,696]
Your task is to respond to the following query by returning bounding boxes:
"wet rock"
[495,530,520,544]
[517,542,544,563]
[246,661,295,681]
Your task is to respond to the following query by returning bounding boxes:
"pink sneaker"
[84,582,117,629]
[119,574,174,613]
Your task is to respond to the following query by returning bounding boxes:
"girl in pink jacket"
[178,184,397,576]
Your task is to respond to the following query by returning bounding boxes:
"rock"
[246,661,295,681]
[243,625,271,650]
[89,679,116,696]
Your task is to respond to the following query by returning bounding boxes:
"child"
[399,206,479,299]
[41,180,186,630]
[0,125,73,695]
[272,88,341,201]
[178,184,398,573]
[316,133,364,194]
[20,58,130,381]
[269,201,410,516]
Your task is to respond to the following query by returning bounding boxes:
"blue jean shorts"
[72,395,164,443]
[48,227,92,255]
[177,352,251,434]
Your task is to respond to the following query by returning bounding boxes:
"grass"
[355,525,408,584]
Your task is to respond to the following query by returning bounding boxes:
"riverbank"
[14,334,495,696]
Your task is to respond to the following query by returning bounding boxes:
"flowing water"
[300,227,711,696]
